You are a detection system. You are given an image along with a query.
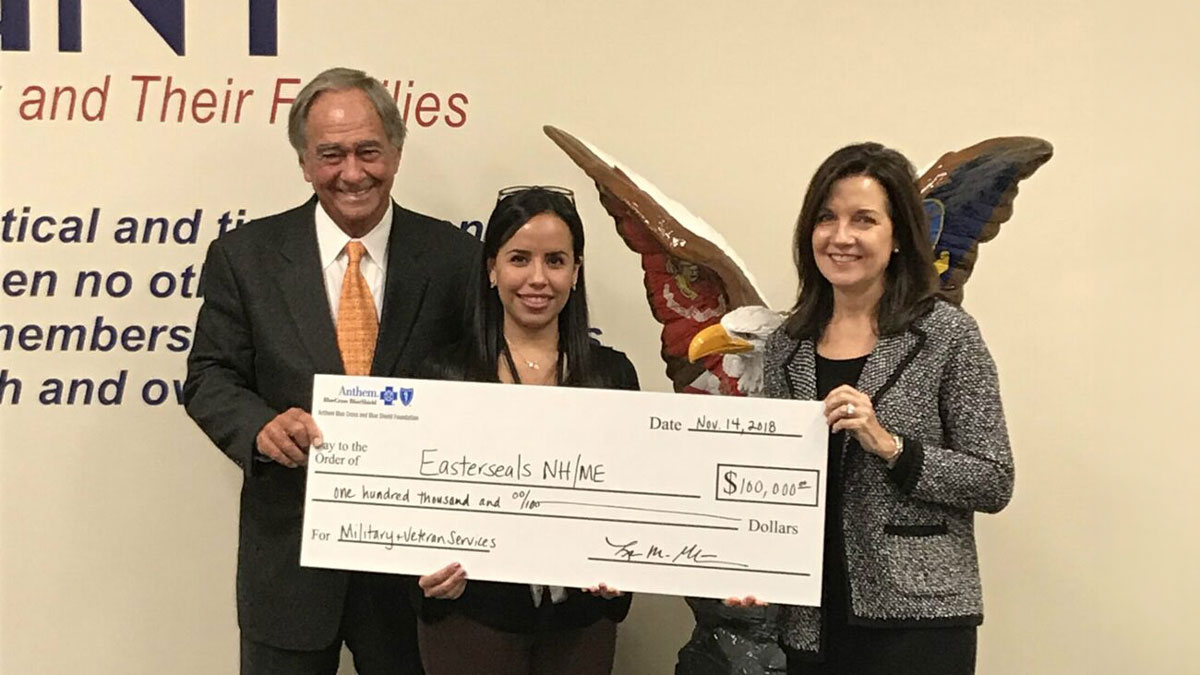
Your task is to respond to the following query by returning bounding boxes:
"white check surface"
[301,375,828,605]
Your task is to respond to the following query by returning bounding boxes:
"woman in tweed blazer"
[752,143,1014,675]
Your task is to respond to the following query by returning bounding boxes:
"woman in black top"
[413,186,638,675]
[731,143,1013,675]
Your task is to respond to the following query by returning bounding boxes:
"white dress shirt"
[314,201,393,325]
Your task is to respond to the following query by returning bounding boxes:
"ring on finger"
[845,403,856,416]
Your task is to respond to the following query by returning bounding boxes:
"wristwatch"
[886,434,904,469]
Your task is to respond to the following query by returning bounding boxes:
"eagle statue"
[545,125,1052,395]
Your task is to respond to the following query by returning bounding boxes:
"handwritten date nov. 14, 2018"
[650,415,780,434]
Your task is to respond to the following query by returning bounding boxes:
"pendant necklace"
[506,340,553,371]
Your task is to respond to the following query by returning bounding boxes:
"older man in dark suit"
[184,67,479,675]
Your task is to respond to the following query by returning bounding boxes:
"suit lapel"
[277,200,344,375]
[784,337,818,401]
[857,330,922,403]
[782,329,922,404]
[372,204,431,376]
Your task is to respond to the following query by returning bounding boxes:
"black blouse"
[814,354,869,627]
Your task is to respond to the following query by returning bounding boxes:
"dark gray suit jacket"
[184,197,479,650]
[763,299,1014,652]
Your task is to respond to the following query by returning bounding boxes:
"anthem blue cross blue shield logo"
[380,387,398,406]
[399,388,414,407]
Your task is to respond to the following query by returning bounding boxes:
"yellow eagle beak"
[688,323,754,363]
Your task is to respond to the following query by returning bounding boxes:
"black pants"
[417,614,616,675]
[240,572,422,675]
[786,625,976,675]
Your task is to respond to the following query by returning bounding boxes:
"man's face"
[299,88,401,237]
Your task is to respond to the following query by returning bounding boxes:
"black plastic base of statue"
[675,597,786,675]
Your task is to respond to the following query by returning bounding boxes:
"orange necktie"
[336,241,378,376]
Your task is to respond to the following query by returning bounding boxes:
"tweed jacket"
[763,299,1014,652]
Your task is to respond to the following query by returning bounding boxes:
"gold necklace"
[507,340,555,371]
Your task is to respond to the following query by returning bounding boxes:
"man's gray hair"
[287,67,406,156]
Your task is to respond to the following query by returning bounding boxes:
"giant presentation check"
[301,375,829,605]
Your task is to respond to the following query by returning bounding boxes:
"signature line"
[586,557,811,577]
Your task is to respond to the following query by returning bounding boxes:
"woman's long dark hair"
[784,142,937,340]
[464,187,601,386]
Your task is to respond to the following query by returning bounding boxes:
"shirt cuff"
[886,435,923,494]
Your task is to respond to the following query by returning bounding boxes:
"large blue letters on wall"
[0,0,277,55]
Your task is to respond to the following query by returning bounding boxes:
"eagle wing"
[544,125,765,393]
[918,137,1054,303]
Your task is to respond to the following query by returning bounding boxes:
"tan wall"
[1,1,1197,673]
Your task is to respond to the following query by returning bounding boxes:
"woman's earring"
[893,246,900,253]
